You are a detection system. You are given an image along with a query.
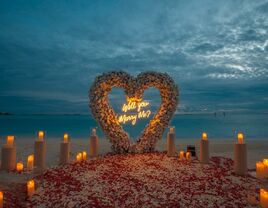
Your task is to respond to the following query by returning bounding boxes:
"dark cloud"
[0,0,267,113]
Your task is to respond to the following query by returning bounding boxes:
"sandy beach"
[1,137,268,186]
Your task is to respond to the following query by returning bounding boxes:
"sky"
[0,0,267,114]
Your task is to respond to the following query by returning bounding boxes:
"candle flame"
[263,159,268,166]
[38,131,44,140]
[202,132,207,140]
[63,133,69,143]
[28,155,34,162]
[16,162,24,172]
[27,180,35,188]
[237,133,244,144]
[6,135,14,146]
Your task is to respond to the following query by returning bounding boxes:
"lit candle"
[6,136,14,147]
[0,191,3,208]
[234,133,247,176]
[27,180,35,198]
[256,161,265,179]
[16,162,23,172]
[260,189,268,208]
[167,126,176,157]
[76,153,82,162]
[202,132,207,140]
[82,151,87,160]
[1,137,16,171]
[186,152,191,161]
[63,133,69,143]
[38,131,44,141]
[179,151,184,160]
[27,155,34,171]
[237,133,244,144]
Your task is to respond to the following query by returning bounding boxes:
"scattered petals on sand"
[3,153,261,207]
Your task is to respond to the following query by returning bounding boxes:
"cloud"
[0,0,267,113]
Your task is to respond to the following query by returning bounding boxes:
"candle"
[186,152,191,161]
[237,132,244,144]
[27,155,34,171]
[90,129,99,157]
[256,161,265,179]
[260,189,268,208]
[27,180,35,198]
[76,153,82,162]
[6,136,14,147]
[179,151,184,160]
[234,135,247,176]
[82,151,87,160]
[200,133,209,164]
[63,133,69,143]
[202,132,207,140]
[38,131,44,141]
[16,162,23,172]
[0,191,3,208]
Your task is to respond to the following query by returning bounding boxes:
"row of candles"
[166,127,268,208]
[0,129,99,207]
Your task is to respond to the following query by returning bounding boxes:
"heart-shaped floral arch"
[89,71,179,153]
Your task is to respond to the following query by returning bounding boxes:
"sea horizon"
[1,112,267,140]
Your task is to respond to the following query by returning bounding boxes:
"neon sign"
[117,100,151,125]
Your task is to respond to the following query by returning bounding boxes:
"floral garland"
[89,71,179,153]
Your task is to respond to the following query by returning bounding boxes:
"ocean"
[0,113,267,140]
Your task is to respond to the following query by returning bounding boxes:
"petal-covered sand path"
[2,152,262,207]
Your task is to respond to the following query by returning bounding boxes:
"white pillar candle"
[34,136,46,170]
[200,132,209,164]
[260,189,268,208]
[59,142,70,165]
[167,127,176,157]
[89,128,99,157]
[0,191,3,208]
[27,155,34,171]
[59,133,70,165]
[234,133,247,176]
[1,137,16,171]
[27,180,35,198]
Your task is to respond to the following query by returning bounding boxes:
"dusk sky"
[0,0,267,114]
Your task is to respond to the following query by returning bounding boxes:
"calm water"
[0,113,267,140]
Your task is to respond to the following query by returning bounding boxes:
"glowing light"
[27,155,34,171]
[82,151,87,160]
[260,189,268,208]
[0,191,3,208]
[118,100,151,125]
[27,180,35,198]
[6,136,14,146]
[202,132,207,140]
[16,162,23,172]
[237,133,244,144]
[63,133,69,143]
[38,131,45,141]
